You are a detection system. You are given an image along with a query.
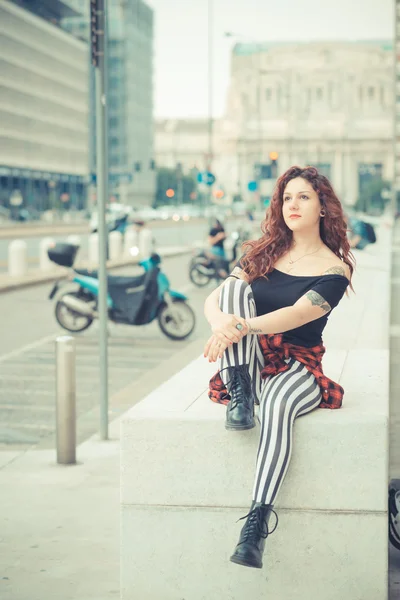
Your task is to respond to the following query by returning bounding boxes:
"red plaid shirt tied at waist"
[208,333,344,410]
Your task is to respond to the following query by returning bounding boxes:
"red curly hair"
[241,166,355,286]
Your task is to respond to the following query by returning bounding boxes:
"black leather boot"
[223,365,255,431]
[230,502,278,569]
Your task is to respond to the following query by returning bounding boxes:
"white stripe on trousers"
[218,278,322,506]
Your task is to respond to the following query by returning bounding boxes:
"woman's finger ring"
[235,323,243,331]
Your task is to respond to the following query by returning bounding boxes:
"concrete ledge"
[121,507,387,600]
[0,245,191,294]
[121,351,388,513]
[120,222,391,599]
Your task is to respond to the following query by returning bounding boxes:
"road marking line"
[0,333,59,364]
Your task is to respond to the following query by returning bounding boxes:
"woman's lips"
[289,215,301,219]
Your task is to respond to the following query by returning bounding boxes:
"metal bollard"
[123,228,137,256]
[8,239,27,277]
[39,237,55,271]
[56,336,76,465]
[109,230,123,260]
[88,232,99,264]
[138,228,153,257]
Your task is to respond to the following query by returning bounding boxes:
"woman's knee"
[219,277,253,311]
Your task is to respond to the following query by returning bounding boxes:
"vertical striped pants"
[219,278,322,505]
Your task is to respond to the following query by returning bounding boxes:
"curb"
[0,246,193,294]
[0,223,89,239]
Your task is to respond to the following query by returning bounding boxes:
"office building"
[0,0,89,212]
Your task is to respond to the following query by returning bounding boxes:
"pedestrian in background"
[203,166,355,570]
[207,218,228,278]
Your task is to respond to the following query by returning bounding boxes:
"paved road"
[0,253,215,448]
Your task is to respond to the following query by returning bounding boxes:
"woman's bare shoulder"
[319,248,351,280]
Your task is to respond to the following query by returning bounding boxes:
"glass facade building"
[0,0,89,212]
[63,0,155,207]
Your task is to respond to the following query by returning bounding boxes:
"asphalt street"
[0,252,216,449]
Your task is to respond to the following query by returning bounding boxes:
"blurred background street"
[0,0,398,598]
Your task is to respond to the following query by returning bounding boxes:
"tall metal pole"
[91,0,109,439]
[207,0,213,211]
[393,0,400,218]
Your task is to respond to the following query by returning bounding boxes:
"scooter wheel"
[55,292,94,333]
[157,299,196,340]
[189,264,212,287]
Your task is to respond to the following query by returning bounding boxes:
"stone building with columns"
[223,40,393,207]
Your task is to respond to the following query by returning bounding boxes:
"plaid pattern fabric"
[208,333,344,410]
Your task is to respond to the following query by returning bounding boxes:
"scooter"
[189,229,248,287]
[47,243,196,340]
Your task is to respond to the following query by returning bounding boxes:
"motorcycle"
[47,243,196,340]
[189,229,248,287]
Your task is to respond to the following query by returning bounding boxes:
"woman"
[203,166,355,570]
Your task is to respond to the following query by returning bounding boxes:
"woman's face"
[282,177,322,231]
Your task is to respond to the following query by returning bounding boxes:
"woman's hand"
[204,334,230,362]
[209,313,249,345]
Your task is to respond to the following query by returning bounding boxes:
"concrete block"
[121,506,387,600]
[120,235,390,600]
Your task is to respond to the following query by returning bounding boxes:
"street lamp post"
[207,0,214,212]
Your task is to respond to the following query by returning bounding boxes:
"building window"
[316,88,323,101]
[359,86,363,104]
[368,86,375,100]
[265,88,271,101]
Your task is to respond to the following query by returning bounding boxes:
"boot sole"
[225,420,255,431]
[230,554,262,569]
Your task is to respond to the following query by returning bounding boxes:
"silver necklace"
[288,244,322,266]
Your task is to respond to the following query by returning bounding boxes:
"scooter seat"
[106,274,146,288]
[74,269,147,289]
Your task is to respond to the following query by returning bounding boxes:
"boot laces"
[238,505,279,542]
[218,366,250,410]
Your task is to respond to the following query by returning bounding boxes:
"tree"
[357,179,391,215]
[154,167,196,207]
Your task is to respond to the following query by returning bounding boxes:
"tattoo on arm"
[323,266,346,277]
[305,291,331,314]
[228,266,246,281]
[248,327,263,334]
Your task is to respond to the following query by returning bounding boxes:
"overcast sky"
[146,0,393,118]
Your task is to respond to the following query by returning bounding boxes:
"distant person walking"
[347,215,376,250]
[208,218,228,278]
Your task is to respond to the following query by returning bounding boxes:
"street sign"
[248,181,257,192]
[197,171,215,186]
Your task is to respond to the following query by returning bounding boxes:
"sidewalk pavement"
[0,220,397,600]
[0,246,192,294]
[0,336,206,600]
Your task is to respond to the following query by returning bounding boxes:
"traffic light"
[90,0,99,67]
[90,0,104,68]
[269,151,279,178]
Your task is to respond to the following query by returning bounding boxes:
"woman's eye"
[301,195,309,200]
[283,197,290,202]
